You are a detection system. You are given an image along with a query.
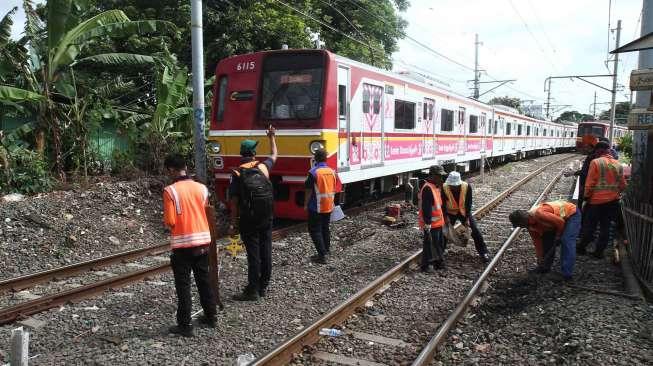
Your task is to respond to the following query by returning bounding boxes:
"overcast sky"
[394,0,642,119]
[4,0,643,119]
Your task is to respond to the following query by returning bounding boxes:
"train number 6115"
[236,61,255,71]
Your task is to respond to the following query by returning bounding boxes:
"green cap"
[240,139,259,156]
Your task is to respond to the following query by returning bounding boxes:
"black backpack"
[238,164,274,224]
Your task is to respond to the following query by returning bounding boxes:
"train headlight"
[207,142,221,154]
[309,140,325,154]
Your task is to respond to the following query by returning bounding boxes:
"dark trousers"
[447,214,488,256]
[170,246,216,326]
[308,211,331,257]
[422,228,444,268]
[240,220,272,292]
[579,200,619,254]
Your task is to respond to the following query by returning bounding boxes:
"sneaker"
[232,288,259,301]
[528,266,550,275]
[576,247,587,255]
[590,251,604,260]
[198,316,217,328]
[310,254,327,264]
[258,287,267,298]
[421,266,434,273]
[481,253,491,264]
[169,325,194,337]
[434,260,446,270]
[563,275,573,282]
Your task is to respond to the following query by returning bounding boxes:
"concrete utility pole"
[545,78,552,119]
[608,20,621,144]
[637,0,653,107]
[473,34,481,99]
[593,91,597,119]
[191,0,207,183]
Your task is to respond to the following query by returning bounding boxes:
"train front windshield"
[578,124,605,137]
[260,53,325,120]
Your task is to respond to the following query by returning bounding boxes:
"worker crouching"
[509,200,581,281]
[163,155,217,337]
[418,166,447,272]
[442,171,491,263]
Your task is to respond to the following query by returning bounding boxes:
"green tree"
[599,102,632,124]
[92,0,408,71]
[555,110,594,122]
[488,96,522,112]
[0,0,175,179]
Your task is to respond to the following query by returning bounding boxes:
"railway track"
[0,192,406,325]
[252,154,576,365]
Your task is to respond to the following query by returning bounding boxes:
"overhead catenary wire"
[506,0,558,73]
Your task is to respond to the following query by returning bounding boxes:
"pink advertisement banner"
[384,140,423,160]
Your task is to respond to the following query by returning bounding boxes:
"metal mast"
[608,20,621,144]
[191,0,207,182]
[473,34,481,99]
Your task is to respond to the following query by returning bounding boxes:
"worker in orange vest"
[304,148,342,264]
[509,200,580,280]
[163,154,216,337]
[418,165,448,272]
[577,141,626,258]
[228,126,278,301]
[442,171,490,263]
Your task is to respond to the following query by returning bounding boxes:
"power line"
[525,0,557,54]
[271,0,383,52]
[506,0,558,73]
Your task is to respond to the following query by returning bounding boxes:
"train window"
[494,120,498,135]
[571,132,574,137]
[543,128,547,136]
[429,104,434,120]
[527,126,531,136]
[441,109,454,131]
[373,93,381,114]
[517,124,522,135]
[488,119,493,134]
[338,85,346,117]
[362,88,370,113]
[423,103,428,120]
[260,53,325,120]
[395,100,416,129]
[469,115,478,133]
[506,123,512,135]
[215,75,228,122]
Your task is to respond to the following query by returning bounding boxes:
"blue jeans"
[541,211,580,278]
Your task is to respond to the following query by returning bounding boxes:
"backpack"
[238,164,274,224]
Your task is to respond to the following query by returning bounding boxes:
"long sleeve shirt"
[527,205,567,259]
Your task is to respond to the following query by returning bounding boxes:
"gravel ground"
[0,153,575,365]
[435,188,653,364]
[296,156,580,365]
[0,179,168,280]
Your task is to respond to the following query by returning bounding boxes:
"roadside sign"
[628,108,653,129]
[630,68,653,91]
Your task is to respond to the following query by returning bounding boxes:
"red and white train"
[207,49,577,219]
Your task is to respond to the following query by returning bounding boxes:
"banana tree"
[0,0,176,179]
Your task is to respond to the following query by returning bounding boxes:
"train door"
[361,83,383,167]
[480,113,487,153]
[423,98,435,159]
[337,66,350,169]
[457,107,466,156]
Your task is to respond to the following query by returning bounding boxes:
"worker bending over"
[228,126,277,301]
[419,166,448,272]
[577,140,626,258]
[509,200,580,280]
[304,148,341,264]
[442,171,490,263]
[163,155,217,337]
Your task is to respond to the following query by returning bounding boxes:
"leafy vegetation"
[0,0,408,194]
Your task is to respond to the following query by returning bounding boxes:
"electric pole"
[545,77,552,119]
[191,0,207,183]
[593,91,597,119]
[608,19,621,144]
[473,34,481,99]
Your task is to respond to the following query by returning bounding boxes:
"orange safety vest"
[418,182,444,229]
[163,179,211,249]
[443,182,468,216]
[311,165,337,213]
[585,155,624,204]
[533,200,577,220]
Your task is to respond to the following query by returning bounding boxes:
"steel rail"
[0,244,170,294]
[0,193,405,325]
[0,263,170,325]
[252,155,575,366]
[411,169,565,365]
